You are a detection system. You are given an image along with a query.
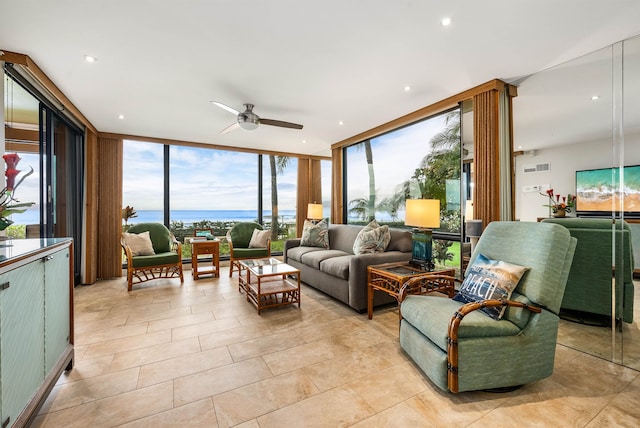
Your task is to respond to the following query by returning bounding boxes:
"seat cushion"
[131,252,180,268]
[319,255,352,280]
[231,248,270,259]
[286,246,325,263]
[301,249,350,270]
[401,295,522,351]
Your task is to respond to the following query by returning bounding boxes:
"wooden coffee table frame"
[238,258,301,314]
[367,262,455,319]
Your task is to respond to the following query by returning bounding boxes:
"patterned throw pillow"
[453,253,530,320]
[300,219,329,249]
[122,231,156,256]
[353,220,391,254]
[248,228,270,248]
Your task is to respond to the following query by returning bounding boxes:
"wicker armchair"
[121,222,184,291]
[227,222,271,277]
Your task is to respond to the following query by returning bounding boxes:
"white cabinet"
[0,239,73,428]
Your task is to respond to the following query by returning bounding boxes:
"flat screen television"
[575,165,640,215]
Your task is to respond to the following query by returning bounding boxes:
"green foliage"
[5,224,26,239]
[433,239,454,264]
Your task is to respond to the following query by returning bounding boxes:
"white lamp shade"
[465,200,474,220]
[307,203,323,220]
[405,199,440,228]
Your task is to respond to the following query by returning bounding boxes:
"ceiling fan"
[211,101,303,134]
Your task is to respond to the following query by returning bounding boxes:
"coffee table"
[367,262,455,319]
[238,258,301,314]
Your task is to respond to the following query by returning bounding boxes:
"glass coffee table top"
[240,258,299,276]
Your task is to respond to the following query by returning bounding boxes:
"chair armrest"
[446,299,542,393]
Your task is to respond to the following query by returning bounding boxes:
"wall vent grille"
[523,163,550,173]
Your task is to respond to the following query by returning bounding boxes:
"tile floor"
[30,265,640,427]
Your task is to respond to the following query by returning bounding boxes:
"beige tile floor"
[30,265,640,428]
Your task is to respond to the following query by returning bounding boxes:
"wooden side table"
[188,238,220,280]
[367,262,455,319]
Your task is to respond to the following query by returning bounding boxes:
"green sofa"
[542,217,634,323]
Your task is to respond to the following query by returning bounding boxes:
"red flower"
[5,169,20,192]
[2,153,21,170]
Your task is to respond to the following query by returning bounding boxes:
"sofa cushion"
[301,219,330,248]
[286,246,325,263]
[353,220,391,254]
[453,253,529,320]
[301,249,350,270]
[320,255,352,280]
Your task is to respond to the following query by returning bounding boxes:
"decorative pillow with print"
[300,219,329,249]
[248,228,271,248]
[122,231,156,256]
[353,220,391,254]
[453,253,530,320]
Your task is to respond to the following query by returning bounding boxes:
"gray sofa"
[284,224,413,312]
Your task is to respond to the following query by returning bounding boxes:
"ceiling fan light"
[238,115,259,130]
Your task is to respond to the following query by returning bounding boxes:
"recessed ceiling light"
[591,95,600,101]
[404,85,411,92]
[518,145,523,150]
[117,114,125,120]
[441,17,452,26]
[302,139,306,144]
[84,55,97,63]
[338,121,344,126]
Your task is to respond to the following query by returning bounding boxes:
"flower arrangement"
[541,188,576,214]
[0,153,35,231]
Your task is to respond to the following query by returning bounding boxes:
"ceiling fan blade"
[220,122,240,134]
[260,118,303,130]
[211,101,239,115]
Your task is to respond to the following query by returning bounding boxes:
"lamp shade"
[405,199,440,229]
[307,203,323,220]
[465,200,474,220]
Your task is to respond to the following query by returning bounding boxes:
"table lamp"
[405,199,440,271]
[307,203,323,223]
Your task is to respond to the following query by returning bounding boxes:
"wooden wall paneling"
[331,148,344,224]
[96,136,123,279]
[296,158,310,237]
[83,130,98,284]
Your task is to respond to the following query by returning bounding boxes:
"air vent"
[523,163,550,173]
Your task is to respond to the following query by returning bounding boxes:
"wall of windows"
[123,140,328,259]
[343,108,462,271]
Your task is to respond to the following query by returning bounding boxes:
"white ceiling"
[2,1,640,157]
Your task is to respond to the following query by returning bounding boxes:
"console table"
[0,238,74,428]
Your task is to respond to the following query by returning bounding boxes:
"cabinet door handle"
[0,281,9,291]
[45,255,54,261]
[3,416,10,428]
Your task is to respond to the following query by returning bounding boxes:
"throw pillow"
[300,219,329,249]
[248,228,271,248]
[122,231,156,256]
[353,220,391,254]
[453,253,530,320]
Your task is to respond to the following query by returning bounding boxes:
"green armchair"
[399,221,577,393]
[121,222,184,291]
[542,217,634,323]
[227,222,271,277]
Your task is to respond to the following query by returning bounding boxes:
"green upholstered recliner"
[227,222,271,277]
[542,217,634,323]
[121,222,184,291]
[399,221,577,393]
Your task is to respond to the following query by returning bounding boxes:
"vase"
[553,209,566,218]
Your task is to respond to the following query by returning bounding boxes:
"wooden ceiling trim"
[331,79,516,150]
[1,49,98,135]
[99,132,331,161]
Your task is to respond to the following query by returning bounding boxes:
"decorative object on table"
[405,199,440,271]
[541,188,576,217]
[0,153,35,231]
[306,202,323,223]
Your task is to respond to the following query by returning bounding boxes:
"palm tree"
[269,155,291,241]
[364,140,376,221]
